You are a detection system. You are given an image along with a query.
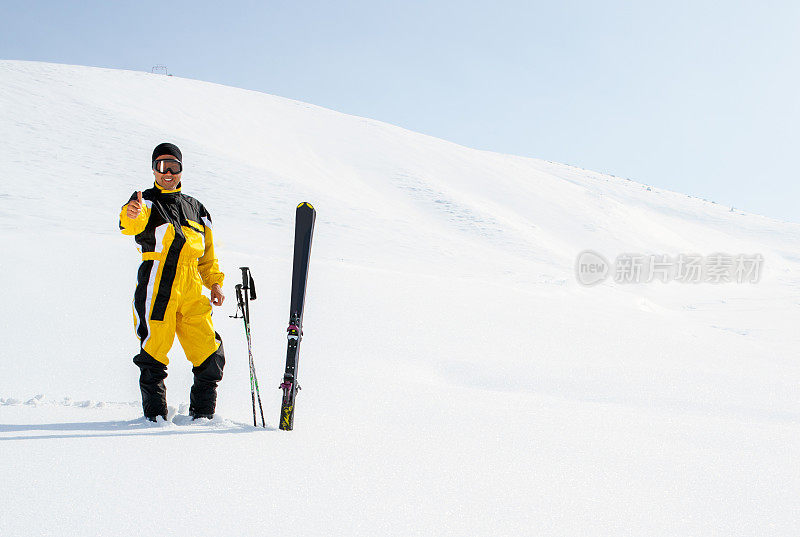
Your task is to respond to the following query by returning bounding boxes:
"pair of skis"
[231,202,316,430]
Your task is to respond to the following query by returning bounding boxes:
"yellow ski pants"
[132,256,220,366]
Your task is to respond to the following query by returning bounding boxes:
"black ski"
[279,202,316,431]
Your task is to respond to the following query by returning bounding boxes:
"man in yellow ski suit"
[119,142,226,421]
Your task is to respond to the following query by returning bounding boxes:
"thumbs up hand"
[127,191,143,219]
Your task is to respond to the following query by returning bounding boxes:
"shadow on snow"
[0,418,275,441]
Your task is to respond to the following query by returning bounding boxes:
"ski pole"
[240,267,265,428]
[231,268,265,428]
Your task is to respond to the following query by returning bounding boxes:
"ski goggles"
[153,158,182,174]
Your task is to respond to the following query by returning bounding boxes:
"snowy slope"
[1,60,799,536]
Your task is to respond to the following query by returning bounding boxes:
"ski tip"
[297,201,314,210]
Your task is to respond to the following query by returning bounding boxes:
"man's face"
[152,154,182,189]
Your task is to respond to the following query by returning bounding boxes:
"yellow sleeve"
[118,197,151,236]
[199,220,225,289]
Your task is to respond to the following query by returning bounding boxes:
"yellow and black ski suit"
[119,181,225,419]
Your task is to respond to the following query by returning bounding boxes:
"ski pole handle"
[239,266,256,300]
[230,284,245,318]
[235,284,244,308]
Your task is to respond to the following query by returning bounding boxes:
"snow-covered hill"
[1,60,799,536]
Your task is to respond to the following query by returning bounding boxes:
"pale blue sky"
[2,0,798,222]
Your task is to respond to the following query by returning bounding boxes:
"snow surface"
[1,60,799,536]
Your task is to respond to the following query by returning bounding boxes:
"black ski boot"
[133,350,168,421]
[189,333,225,419]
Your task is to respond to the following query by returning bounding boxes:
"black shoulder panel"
[179,193,204,224]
